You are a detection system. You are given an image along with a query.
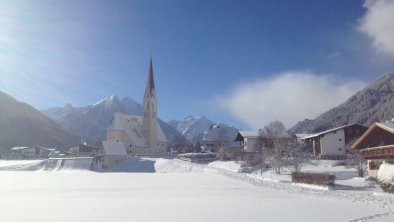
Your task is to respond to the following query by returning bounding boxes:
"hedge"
[292,172,335,186]
[177,153,217,163]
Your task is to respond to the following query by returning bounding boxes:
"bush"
[177,153,217,163]
[292,172,335,186]
[378,163,394,193]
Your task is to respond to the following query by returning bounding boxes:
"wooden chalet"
[301,124,368,158]
[352,122,394,178]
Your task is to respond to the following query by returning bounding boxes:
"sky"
[0,0,394,130]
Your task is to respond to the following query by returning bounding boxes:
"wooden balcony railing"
[361,145,394,159]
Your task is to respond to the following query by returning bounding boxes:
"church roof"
[146,58,155,94]
[108,112,168,147]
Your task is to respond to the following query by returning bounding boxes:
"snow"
[378,163,394,184]
[0,160,46,171]
[0,158,393,222]
[208,160,244,172]
[0,160,42,167]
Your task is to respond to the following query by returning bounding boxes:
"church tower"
[142,58,158,149]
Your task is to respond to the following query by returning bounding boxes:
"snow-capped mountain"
[167,116,216,145]
[42,96,189,145]
[0,91,81,153]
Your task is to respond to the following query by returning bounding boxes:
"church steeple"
[146,58,155,95]
[142,58,158,148]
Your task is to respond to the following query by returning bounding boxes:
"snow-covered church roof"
[108,112,168,147]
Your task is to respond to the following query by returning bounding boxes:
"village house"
[69,143,100,157]
[301,124,368,159]
[352,121,394,178]
[9,146,56,159]
[105,58,168,157]
[201,124,242,159]
[235,130,292,165]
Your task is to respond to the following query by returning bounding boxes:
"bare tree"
[286,138,309,173]
[347,150,367,177]
[260,121,289,174]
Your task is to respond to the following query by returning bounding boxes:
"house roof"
[10,146,30,151]
[352,121,394,149]
[202,125,240,147]
[378,121,394,133]
[301,123,366,140]
[10,146,56,151]
[236,130,292,141]
[102,141,127,155]
[237,131,260,138]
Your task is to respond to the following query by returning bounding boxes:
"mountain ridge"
[0,91,81,153]
[290,72,394,133]
[167,116,217,145]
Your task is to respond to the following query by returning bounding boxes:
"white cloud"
[359,0,394,56]
[216,71,365,129]
[326,52,342,59]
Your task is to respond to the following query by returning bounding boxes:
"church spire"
[146,58,155,94]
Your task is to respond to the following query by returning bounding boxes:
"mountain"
[42,96,189,145]
[291,72,394,133]
[0,91,81,154]
[168,116,216,144]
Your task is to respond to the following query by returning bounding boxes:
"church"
[106,59,169,155]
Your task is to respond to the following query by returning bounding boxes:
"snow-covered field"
[0,158,393,222]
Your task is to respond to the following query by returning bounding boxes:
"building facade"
[302,124,368,158]
[352,122,394,178]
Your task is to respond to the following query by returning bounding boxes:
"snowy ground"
[0,158,393,222]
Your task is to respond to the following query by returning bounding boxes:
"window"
[338,148,342,151]
[369,161,382,170]
[339,138,342,141]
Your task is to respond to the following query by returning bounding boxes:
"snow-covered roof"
[296,134,312,139]
[237,130,292,139]
[238,131,260,138]
[10,146,56,151]
[10,146,30,151]
[203,125,240,147]
[108,112,168,147]
[102,141,127,155]
[301,124,365,140]
[379,121,394,132]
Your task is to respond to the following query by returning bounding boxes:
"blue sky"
[0,0,394,129]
